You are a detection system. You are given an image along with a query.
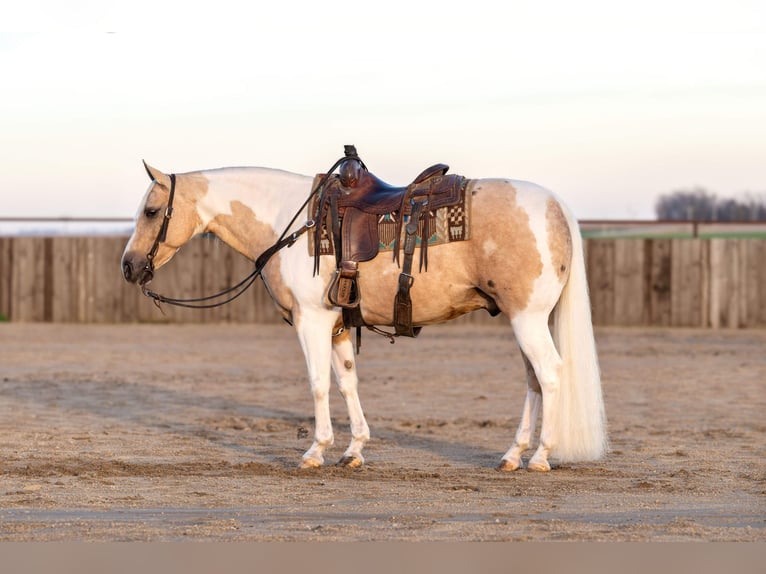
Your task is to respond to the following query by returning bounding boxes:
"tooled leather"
[342,207,380,262]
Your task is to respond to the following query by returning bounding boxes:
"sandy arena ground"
[0,322,763,541]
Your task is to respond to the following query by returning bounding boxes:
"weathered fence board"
[0,236,764,327]
[0,238,11,319]
[586,239,615,326]
[613,239,646,326]
[671,239,706,327]
[646,239,672,326]
[747,240,766,327]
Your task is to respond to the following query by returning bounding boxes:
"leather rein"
[139,157,349,310]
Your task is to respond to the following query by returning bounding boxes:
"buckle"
[398,272,415,289]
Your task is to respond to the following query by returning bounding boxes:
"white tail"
[551,208,608,462]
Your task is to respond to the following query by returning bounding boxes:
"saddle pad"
[307,178,473,257]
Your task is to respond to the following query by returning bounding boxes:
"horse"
[121,158,607,472]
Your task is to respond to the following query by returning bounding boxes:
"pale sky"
[1,0,764,220]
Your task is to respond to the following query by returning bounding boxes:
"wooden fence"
[1,235,765,327]
[584,239,766,328]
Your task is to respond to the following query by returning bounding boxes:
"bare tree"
[655,188,766,221]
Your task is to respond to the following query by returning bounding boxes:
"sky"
[1,0,765,221]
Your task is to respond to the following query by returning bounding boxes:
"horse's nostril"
[122,261,133,281]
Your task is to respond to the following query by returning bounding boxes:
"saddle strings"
[141,153,354,310]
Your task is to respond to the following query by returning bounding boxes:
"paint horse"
[121,157,607,472]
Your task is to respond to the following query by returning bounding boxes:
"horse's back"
[471,177,565,231]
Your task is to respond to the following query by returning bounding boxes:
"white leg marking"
[500,360,542,471]
[500,353,541,470]
[295,310,338,468]
[507,312,563,472]
[331,333,370,467]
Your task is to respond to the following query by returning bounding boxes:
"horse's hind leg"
[331,329,370,468]
[498,354,542,471]
[501,311,563,472]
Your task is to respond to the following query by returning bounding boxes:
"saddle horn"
[339,145,366,188]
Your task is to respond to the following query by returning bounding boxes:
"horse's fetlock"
[312,434,333,448]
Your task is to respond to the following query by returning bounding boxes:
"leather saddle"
[312,146,467,340]
[335,161,451,214]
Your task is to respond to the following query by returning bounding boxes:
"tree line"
[655,187,766,221]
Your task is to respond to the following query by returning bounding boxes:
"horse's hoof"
[497,458,522,472]
[337,455,363,468]
[299,458,322,470]
[526,459,551,472]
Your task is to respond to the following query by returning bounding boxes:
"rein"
[139,155,351,310]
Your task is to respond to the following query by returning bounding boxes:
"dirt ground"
[0,322,763,541]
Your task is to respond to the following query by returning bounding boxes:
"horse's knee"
[335,370,359,395]
[312,385,330,402]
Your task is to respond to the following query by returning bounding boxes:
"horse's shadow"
[4,375,509,471]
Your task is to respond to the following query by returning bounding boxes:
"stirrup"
[327,262,361,308]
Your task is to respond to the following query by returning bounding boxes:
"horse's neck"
[198,167,312,261]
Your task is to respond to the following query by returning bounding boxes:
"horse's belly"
[356,242,487,326]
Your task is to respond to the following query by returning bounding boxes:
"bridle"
[138,153,352,310]
[140,173,177,287]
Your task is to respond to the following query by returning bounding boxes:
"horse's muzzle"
[122,254,153,285]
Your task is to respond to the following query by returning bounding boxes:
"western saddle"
[312,145,467,343]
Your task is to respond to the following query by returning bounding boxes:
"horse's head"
[121,162,203,285]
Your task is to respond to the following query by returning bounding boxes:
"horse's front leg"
[294,309,338,469]
[331,328,370,468]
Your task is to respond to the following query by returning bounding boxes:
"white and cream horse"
[122,162,607,471]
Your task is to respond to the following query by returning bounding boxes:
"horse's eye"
[144,208,160,218]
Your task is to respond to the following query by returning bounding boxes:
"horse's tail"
[550,204,608,462]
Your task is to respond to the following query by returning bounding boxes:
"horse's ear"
[142,160,172,188]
